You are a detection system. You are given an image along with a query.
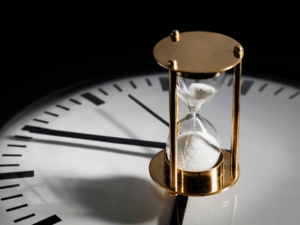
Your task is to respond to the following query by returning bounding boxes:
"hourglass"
[149,30,243,196]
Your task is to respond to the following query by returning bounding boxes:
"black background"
[2,2,299,128]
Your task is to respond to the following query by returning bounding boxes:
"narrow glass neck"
[188,106,200,115]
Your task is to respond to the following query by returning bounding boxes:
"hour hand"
[22,125,165,149]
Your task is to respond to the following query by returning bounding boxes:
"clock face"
[0,71,299,224]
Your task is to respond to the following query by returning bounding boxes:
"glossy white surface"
[0,72,299,224]
[184,182,238,225]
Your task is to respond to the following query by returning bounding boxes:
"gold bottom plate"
[149,149,240,196]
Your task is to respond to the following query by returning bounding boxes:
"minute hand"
[22,125,165,149]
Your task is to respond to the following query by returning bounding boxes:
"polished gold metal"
[169,192,178,197]
[234,45,244,58]
[153,31,243,78]
[231,62,242,180]
[178,71,226,80]
[169,70,178,195]
[149,149,240,196]
[171,30,180,42]
[168,59,178,70]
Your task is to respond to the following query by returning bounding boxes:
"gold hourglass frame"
[149,30,244,196]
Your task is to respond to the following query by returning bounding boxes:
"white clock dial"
[0,71,299,225]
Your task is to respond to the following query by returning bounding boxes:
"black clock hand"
[22,125,165,149]
[128,94,169,127]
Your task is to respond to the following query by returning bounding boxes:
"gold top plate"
[153,31,243,78]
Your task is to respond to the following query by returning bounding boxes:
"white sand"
[187,83,215,113]
[175,132,220,172]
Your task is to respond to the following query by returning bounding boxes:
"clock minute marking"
[22,125,165,149]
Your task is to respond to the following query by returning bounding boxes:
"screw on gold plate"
[168,59,178,70]
[234,45,243,58]
[171,30,180,42]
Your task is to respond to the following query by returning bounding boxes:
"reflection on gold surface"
[153,31,243,77]
[149,149,239,196]
[168,70,178,196]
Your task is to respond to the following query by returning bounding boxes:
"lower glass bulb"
[166,113,221,172]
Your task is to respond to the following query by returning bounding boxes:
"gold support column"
[231,61,242,180]
[169,69,178,196]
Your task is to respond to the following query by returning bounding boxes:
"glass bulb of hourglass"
[166,114,221,171]
[166,72,227,172]
[177,72,227,113]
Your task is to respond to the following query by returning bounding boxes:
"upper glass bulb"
[177,72,227,113]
